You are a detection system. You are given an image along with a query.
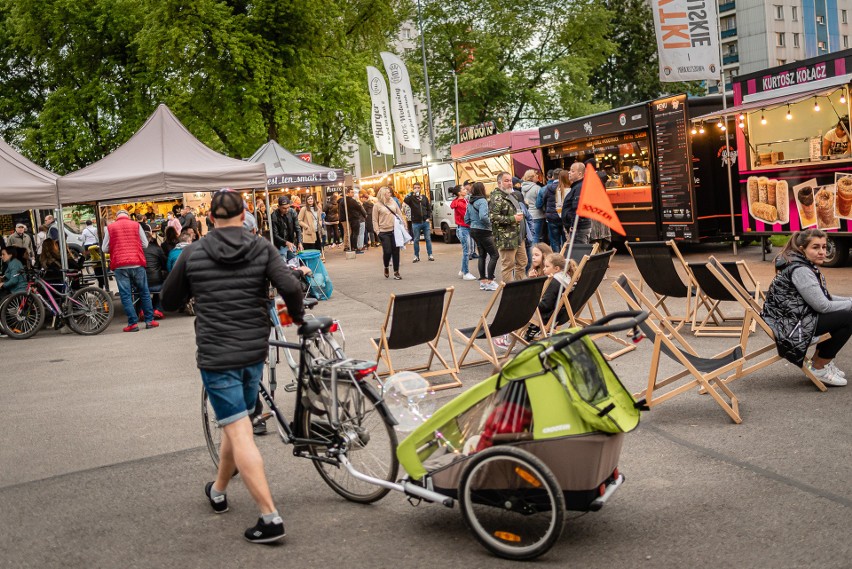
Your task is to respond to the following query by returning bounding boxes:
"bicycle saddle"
[299,316,334,337]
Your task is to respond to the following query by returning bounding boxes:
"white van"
[427,162,458,243]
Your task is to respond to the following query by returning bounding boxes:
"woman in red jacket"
[450,185,477,281]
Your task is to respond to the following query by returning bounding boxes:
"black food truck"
[692,49,852,266]
[538,94,736,242]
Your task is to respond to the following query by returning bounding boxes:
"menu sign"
[539,103,648,144]
[651,94,697,239]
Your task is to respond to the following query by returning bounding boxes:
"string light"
[699,123,705,134]
[786,104,793,120]
[761,109,767,125]
[738,113,745,122]
[738,119,745,129]
[716,119,723,129]
[814,96,820,112]
[841,89,848,104]
[691,124,698,135]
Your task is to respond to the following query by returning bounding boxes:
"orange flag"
[577,163,626,236]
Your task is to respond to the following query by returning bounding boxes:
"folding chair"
[454,276,548,369]
[370,287,460,391]
[705,257,827,392]
[688,261,759,337]
[626,241,696,330]
[613,274,745,424]
[559,241,599,266]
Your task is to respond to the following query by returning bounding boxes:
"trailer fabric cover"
[0,138,58,213]
[57,104,267,203]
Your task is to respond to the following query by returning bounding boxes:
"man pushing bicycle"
[162,189,308,544]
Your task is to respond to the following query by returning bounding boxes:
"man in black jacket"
[403,182,433,261]
[161,189,308,544]
[270,195,302,260]
[342,188,366,252]
[142,232,167,318]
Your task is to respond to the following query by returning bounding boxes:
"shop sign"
[539,105,649,145]
[296,152,313,163]
[459,121,497,143]
[267,170,341,188]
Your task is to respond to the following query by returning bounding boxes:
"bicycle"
[0,267,114,339]
[201,298,399,503]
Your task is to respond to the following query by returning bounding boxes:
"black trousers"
[470,228,498,281]
[378,231,399,271]
[814,309,852,359]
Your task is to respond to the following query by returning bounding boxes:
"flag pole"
[549,213,580,336]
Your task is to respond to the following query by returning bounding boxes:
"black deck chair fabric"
[567,243,596,266]
[689,262,738,303]
[627,241,691,298]
[384,289,447,349]
[568,251,612,314]
[458,277,548,340]
[618,275,743,371]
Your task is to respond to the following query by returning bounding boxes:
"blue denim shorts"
[200,361,265,426]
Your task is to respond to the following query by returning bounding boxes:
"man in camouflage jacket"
[489,172,527,282]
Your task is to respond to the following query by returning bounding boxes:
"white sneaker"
[808,362,848,387]
[463,273,477,281]
[827,361,846,378]
[458,271,464,278]
[483,281,499,291]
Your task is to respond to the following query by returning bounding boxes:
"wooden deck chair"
[559,242,606,320]
[612,274,745,424]
[626,241,697,330]
[688,261,759,337]
[454,276,548,369]
[705,256,827,392]
[370,287,460,391]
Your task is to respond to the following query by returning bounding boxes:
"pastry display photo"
[793,179,818,228]
[835,174,852,219]
[747,175,788,224]
[815,185,840,230]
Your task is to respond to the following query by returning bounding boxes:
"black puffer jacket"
[761,253,828,367]
[161,227,305,370]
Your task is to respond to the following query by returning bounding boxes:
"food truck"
[538,96,735,243]
[451,128,542,192]
[693,49,852,266]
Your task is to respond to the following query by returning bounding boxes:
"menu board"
[651,94,697,239]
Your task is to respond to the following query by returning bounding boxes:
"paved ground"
[2,239,851,568]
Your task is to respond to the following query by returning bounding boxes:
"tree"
[409,0,614,149]
[590,0,704,108]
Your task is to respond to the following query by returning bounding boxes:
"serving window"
[744,87,851,169]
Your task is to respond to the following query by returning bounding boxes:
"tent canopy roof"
[56,104,267,203]
[0,139,58,214]
[250,140,344,188]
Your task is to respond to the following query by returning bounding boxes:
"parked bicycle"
[0,267,114,339]
[202,297,399,503]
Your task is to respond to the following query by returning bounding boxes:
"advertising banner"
[366,66,395,155]
[651,0,721,82]
[380,52,421,152]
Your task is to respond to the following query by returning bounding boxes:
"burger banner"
[366,66,395,155]
[651,0,722,82]
[380,52,421,152]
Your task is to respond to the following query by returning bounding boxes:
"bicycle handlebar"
[539,310,649,360]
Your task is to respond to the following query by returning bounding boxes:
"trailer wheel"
[823,237,848,268]
[441,223,455,244]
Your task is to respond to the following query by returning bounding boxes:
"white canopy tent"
[57,104,267,203]
[250,140,344,189]
[0,138,59,214]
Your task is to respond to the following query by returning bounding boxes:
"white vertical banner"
[651,0,721,82]
[380,51,421,152]
[366,66,395,155]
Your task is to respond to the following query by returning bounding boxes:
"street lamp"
[452,69,460,144]
[416,0,436,157]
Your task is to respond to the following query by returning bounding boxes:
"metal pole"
[417,0,436,157]
[717,9,737,255]
[453,70,460,144]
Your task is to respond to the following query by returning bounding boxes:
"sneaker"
[146,321,160,329]
[827,361,846,378]
[463,273,477,281]
[153,309,164,320]
[204,482,229,514]
[458,271,464,278]
[808,362,848,387]
[483,281,499,292]
[356,250,365,255]
[245,516,286,544]
[479,282,486,290]
[412,257,420,263]
[428,255,435,261]
[123,324,139,332]
[492,335,510,351]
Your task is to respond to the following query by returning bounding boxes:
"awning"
[454,146,511,162]
[692,76,851,122]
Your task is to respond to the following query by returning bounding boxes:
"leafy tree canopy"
[0,0,407,173]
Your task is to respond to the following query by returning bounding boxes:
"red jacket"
[107,217,146,269]
[450,196,469,228]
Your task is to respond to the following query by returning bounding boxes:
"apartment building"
[711,0,852,93]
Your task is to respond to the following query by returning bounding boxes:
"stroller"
[297,250,333,300]
[394,311,647,560]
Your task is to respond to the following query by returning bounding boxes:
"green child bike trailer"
[395,311,647,560]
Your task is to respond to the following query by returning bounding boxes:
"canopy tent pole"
[716,8,737,256]
[265,186,275,246]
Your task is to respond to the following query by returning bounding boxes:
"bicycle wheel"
[202,386,223,467]
[458,446,565,561]
[66,286,114,335]
[300,381,398,503]
[0,293,45,339]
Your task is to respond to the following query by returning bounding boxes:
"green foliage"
[410,0,614,148]
[590,0,704,108]
[0,0,407,171]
